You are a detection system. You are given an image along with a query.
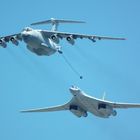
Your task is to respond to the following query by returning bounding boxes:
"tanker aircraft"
[0,18,125,56]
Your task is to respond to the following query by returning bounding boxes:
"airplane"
[0,18,126,56]
[21,86,140,118]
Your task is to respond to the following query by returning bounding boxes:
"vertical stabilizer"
[102,92,106,100]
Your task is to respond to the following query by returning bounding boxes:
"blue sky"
[0,0,140,140]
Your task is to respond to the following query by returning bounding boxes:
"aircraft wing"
[21,103,69,113]
[109,102,140,109]
[41,30,126,43]
[0,33,21,42]
[0,33,22,47]
[93,97,140,109]
[98,99,140,109]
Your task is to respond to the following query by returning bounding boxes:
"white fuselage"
[21,85,140,119]
[21,28,60,56]
[69,87,115,118]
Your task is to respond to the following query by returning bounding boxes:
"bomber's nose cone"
[69,85,75,93]
[69,85,80,96]
[69,85,75,91]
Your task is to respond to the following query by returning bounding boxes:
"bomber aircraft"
[21,86,140,118]
[0,18,125,56]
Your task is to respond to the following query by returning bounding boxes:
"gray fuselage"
[21,27,60,56]
[69,87,116,118]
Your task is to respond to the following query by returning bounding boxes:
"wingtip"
[20,110,26,113]
[121,38,127,40]
[20,110,31,113]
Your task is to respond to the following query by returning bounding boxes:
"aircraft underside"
[26,45,56,56]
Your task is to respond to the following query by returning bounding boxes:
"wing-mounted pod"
[69,105,88,117]
[98,103,117,117]
[88,36,96,42]
[31,18,85,31]
[0,38,7,48]
[0,33,22,48]
[10,36,19,46]
[50,34,60,44]
[66,35,75,45]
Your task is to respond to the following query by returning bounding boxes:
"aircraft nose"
[69,85,75,91]
[69,85,80,96]
[69,85,75,94]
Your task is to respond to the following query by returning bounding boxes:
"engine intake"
[10,37,19,46]
[66,35,75,45]
[98,103,107,109]
[0,39,7,48]
[69,105,88,117]
[69,105,78,110]
[50,34,59,44]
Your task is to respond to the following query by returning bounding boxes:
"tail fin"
[102,91,106,100]
[31,18,86,31]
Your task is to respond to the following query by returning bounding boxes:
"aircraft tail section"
[31,18,85,31]
[102,92,106,100]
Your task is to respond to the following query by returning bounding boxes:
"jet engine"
[66,35,75,45]
[98,103,116,117]
[89,37,96,42]
[10,37,19,46]
[0,39,7,48]
[50,34,59,44]
[69,105,88,117]
[112,110,117,116]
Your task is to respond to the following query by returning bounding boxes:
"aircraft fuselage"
[69,87,116,118]
[21,27,60,56]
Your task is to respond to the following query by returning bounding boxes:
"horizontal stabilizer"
[31,18,86,26]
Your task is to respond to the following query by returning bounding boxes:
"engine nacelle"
[0,39,7,48]
[89,37,96,42]
[82,111,88,117]
[98,103,116,117]
[112,110,117,116]
[10,37,19,46]
[66,35,75,45]
[69,105,88,117]
[50,34,59,44]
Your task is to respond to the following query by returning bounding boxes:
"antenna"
[31,18,86,31]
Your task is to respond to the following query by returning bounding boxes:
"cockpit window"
[71,85,80,91]
[22,27,32,32]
